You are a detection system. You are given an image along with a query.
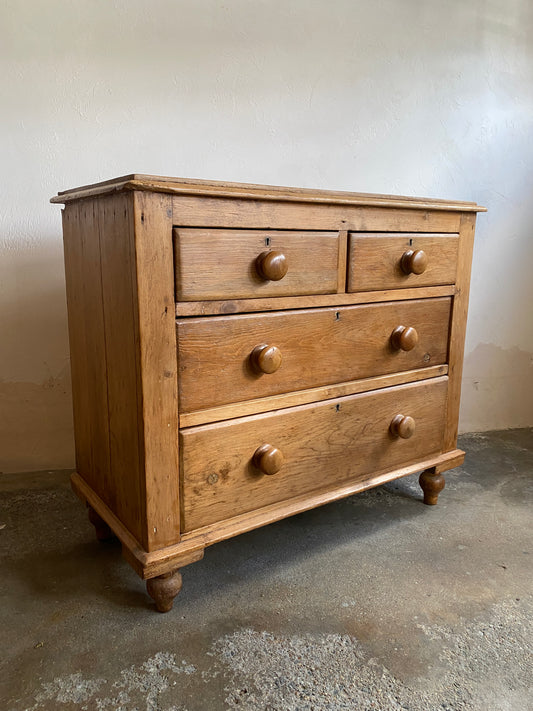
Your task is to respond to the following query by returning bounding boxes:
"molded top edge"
[50,173,487,211]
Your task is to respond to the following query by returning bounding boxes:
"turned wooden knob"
[390,325,418,351]
[253,444,284,475]
[400,249,428,275]
[250,344,282,374]
[390,414,416,439]
[256,250,288,281]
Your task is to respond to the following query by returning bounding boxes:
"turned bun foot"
[146,569,183,612]
[88,505,114,541]
[419,468,445,505]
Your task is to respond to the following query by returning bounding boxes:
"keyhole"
[335,404,341,412]
[265,237,271,246]
[409,238,413,246]
[335,311,340,321]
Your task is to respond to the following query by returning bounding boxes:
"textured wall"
[1,0,532,472]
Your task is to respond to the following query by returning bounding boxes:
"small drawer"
[177,297,452,412]
[180,377,448,531]
[174,228,341,300]
[347,233,459,292]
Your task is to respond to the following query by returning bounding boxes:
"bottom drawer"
[180,377,448,532]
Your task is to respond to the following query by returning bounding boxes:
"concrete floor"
[1,429,532,711]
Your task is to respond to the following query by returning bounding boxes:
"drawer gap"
[179,365,449,429]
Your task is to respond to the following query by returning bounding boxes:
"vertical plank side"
[133,191,180,551]
[97,193,146,544]
[337,230,348,293]
[62,201,112,505]
[443,212,477,451]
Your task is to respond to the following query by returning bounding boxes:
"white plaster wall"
[1,0,532,472]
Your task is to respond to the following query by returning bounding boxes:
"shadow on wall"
[0,239,74,473]
[460,343,533,433]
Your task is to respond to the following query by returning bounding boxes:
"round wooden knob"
[390,414,416,439]
[253,444,284,475]
[256,251,288,281]
[250,344,282,374]
[400,249,428,275]
[390,325,418,351]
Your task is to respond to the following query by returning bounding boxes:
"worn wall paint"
[1,0,532,472]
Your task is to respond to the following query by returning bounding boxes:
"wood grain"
[348,233,459,292]
[64,195,147,543]
[443,213,477,451]
[180,377,448,531]
[179,448,465,549]
[175,284,456,317]
[133,191,180,551]
[52,174,486,212]
[97,193,146,544]
[177,298,452,412]
[337,230,348,293]
[63,192,180,552]
[178,365,449,428]
[172,195,463,232]
[174,229,340,300]
[62,201,113,512]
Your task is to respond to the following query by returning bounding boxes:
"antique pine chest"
[51,175,485,611]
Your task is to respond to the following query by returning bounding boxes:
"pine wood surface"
[347,233,459,291]
[174,229,340,300]
[62,193,180,553]
[444,213,477,451]
[62,196,144,543]
[131,192,181,550]
[180,377,448,531]
[179,364,449,428]
[172,195,464,232]
[177,298,452,412]
[178,448,465,551]
[52,174,486,212]
[62,201,111,510]
[174,284,456,317]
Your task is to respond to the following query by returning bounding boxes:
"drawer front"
[180,377,448,531]
[347,233,459,292]
[174,229,341,300]
[177,297,451,412]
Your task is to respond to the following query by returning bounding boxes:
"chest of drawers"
[51,175,485,612]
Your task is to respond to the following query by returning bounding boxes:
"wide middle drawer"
[177,297,452,412]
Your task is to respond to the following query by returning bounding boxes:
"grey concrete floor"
[1,429,532,711]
